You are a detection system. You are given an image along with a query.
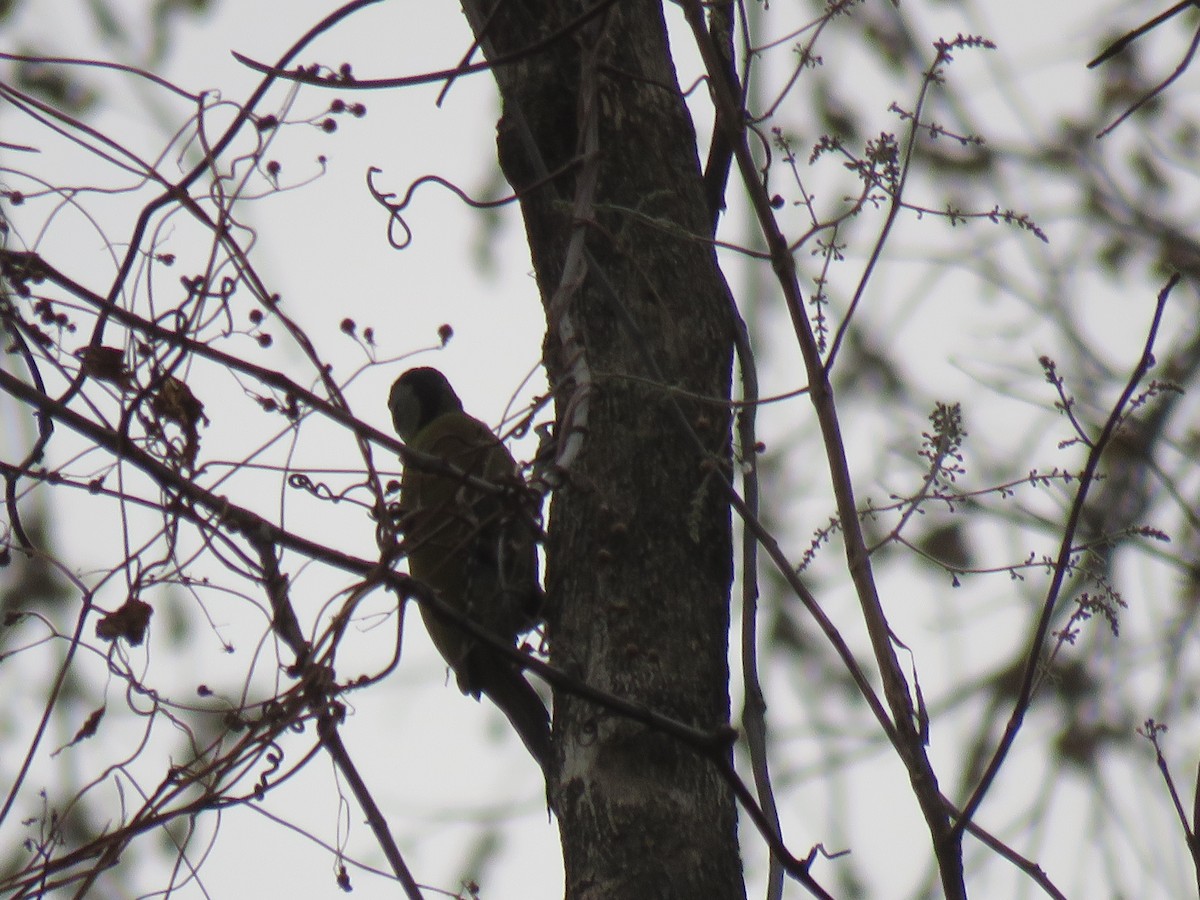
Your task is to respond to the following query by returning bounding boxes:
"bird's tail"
[474,652,553,777]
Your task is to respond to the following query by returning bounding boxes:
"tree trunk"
[458,1,745,897]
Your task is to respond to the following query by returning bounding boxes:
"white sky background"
[1,0,1197,897]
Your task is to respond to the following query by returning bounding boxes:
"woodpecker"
[388,367,551,772]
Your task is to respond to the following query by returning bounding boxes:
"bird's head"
[388,367,464,441]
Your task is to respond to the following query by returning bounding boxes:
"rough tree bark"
[457,1,745,897]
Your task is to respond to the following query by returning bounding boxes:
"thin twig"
[951,274,1180,841]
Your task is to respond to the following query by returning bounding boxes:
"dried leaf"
[96,597,153,645]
